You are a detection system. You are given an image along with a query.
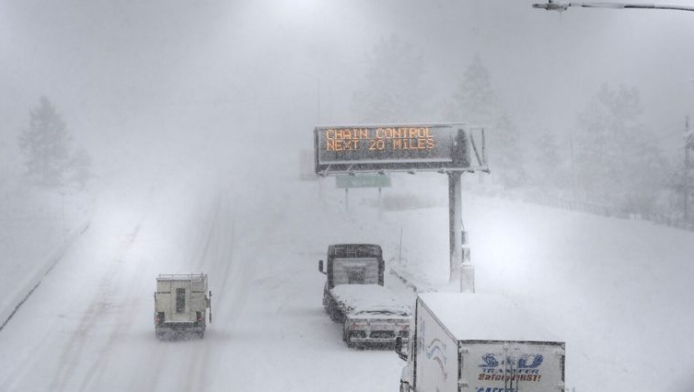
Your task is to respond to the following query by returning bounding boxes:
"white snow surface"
[332,284,410,316]
[0,153,693,391]
[419,292,561,343]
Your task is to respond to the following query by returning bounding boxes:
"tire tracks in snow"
[49,220,146,391]
[75,236,152,392]
[118,189,218,392]
[123,187,228,392]
[185,186,247,392]
[183,190,226,392]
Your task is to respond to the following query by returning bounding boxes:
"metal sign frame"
[314,123,488,176]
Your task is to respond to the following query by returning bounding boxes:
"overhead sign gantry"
[314,123,489,292]
[315,124,488,175]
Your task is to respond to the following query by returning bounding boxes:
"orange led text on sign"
[324,127,436,152]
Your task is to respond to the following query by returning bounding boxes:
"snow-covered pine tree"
[352,35,429,124]
[534,130,563,187]
[68,147,92,188]
[18,96,72,187]
[448,55,525,188]
[576,83,666,212]
[447,55,497,125]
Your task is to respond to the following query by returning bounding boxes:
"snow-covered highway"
[1,156,694,391]
[0,165,407,392]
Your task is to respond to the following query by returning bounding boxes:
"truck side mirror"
[209,290,212,298]
[319,260,326,274]
[395,337,407,361]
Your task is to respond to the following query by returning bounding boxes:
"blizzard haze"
[1,1,694,391]
[2,0,693,165]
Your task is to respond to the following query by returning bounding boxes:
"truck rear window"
[176,288,186,313]
[332,258,379,286]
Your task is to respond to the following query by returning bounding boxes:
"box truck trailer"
[396,293,565,392]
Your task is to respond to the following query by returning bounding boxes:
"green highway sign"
[335,174,391,189]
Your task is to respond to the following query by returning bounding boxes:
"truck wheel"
[333,310,345,324]
[343,331,353,348]
[198,331,205,339]
[323,294,330,311]
[328,302,340,322]
[345,338,357,349]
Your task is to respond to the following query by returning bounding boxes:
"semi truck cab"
[318,244,410,348]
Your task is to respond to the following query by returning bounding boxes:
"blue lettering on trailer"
[479,354,543,370]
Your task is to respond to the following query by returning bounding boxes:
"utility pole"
[316,77,323,203]
[316,77,321,125]
[59,191,66,243]
[685,116,691,223]
[570,133,577,200]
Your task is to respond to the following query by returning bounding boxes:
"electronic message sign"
[314,123,487,175]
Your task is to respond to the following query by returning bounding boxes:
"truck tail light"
[197,312,203,322]
[156,312,165,325]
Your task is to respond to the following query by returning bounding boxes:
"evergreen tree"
[534,130,563,187]
[576,84,666,212]
[447,55,497,124]
[448,55,525,187]
[493,113,526,187]
[18,96,72,187]
[68,147,93,188]
[352,35,428,123]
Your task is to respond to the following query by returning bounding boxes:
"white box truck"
[154,274,211,339]
[396,293,565,392]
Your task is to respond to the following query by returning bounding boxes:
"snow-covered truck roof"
[156,274,208,292]
[419,292,562,343]
[328,244,382,258]
[157,274,207,282]
[331,284,411,316]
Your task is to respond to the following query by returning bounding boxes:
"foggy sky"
[2,0,693,173]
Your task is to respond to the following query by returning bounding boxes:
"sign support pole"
[315,124,486,293]
[449,171,474,292]
[378,187,382,220]
[685,116,690,223]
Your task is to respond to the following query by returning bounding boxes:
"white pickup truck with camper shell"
[318,244,411,348]
[395,293,565,392]
[153,274,212,339]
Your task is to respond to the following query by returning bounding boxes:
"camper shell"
[154,274,211,339]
